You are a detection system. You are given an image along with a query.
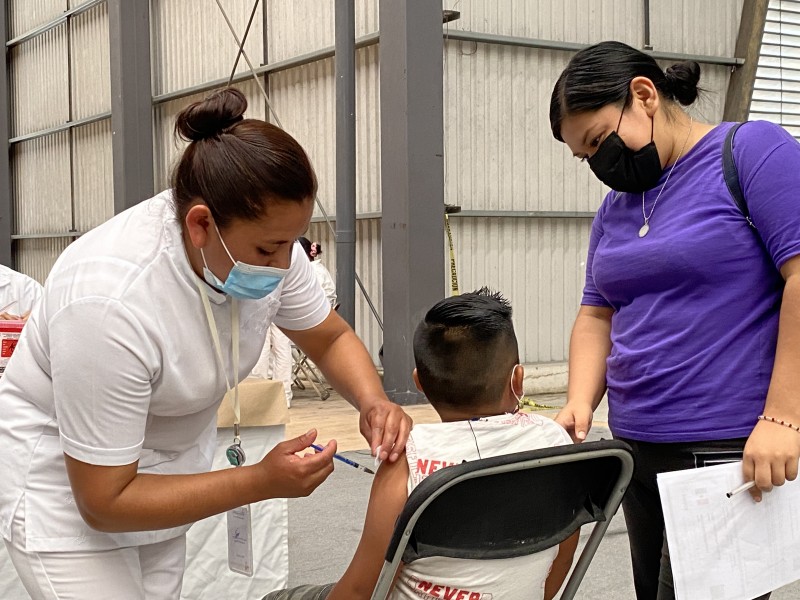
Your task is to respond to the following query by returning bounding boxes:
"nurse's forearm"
[566,306,613,411]
[65,460,266,532]
[64,430,335,533]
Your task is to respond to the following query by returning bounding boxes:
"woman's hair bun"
[175,88,248,142]
[664,61,701,106]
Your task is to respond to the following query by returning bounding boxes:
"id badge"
[226,504,254,576]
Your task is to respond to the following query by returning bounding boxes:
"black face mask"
[587,107,663,193]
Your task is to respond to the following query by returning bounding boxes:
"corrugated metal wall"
[441,0,741,363]
[5,0,746,365]
[750,0,800,138]
[7,0,112,283]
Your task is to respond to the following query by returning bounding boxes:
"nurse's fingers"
[258,432,335,498]
[361,401,412,462]
[381,406,412,463]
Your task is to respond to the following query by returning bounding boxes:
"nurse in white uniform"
[0,88,412,599]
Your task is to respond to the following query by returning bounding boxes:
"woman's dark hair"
[297,236,313,261]
[171,87,318,227]
[550,41,701,141]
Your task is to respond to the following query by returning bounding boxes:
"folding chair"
[288,303,340,401]
[291,345,330,401]
[370,439,634,600]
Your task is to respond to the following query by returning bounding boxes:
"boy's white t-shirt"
[393,412,573,600]
[0,191,330,551]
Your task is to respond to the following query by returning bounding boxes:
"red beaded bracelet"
[758,414,800,433]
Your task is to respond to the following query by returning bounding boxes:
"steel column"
[335,0,356,327]
[109,0,154,213]
[0,0,12,267]
[379,0,445,405]
[724,0,770,122]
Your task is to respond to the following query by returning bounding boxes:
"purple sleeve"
[735,121,800,270]
[581,199,612,308]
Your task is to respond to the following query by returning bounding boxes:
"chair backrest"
[370,439,634,600]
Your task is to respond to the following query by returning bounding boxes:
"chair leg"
[298,362,329,400]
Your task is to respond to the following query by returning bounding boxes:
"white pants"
[251,324,293,406]
[4,500,186,600]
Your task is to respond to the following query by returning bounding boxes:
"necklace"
[639,117,693,238]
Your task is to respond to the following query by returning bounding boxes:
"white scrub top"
[0,263,42,315]
[0,191,330,552]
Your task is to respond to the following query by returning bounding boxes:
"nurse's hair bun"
[175,88,247,142]
[664,61,701,106]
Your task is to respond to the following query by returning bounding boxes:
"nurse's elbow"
[74,499,118,532]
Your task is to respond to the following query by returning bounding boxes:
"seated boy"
[266,288,578,600]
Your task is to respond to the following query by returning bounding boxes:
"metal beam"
[445,30,744,67]
[335,0,356,328]
[724,0,770,122]
[380,0,445,406]
[154,29,742,109]
[262,0,270,120]
[153,33,380,106]
[310,210,596,222]
[109,0,153,213]
[0,0,11,267]
[8,112,110,145]
[11,232,82,240]
[6,0,105,48]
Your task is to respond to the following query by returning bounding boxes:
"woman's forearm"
[763,270,800,421]
[567,306,613,410]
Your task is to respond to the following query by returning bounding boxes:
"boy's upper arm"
[328,454,410,600]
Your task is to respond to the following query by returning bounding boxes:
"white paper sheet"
[657,461,800,600]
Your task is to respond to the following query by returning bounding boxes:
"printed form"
[657,461,800,600]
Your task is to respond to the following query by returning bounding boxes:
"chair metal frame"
[291,345,330,401]
[370,439,634,600]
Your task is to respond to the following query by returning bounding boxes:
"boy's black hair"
[413,287,519,409]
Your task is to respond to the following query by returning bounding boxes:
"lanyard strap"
[195,277,241,443]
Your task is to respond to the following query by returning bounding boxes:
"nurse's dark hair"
[171,87,317,227]
[413,287,519,409]
[550,41,701,142]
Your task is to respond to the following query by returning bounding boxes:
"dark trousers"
[617,437,770,600]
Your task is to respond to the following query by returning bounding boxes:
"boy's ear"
[412,368,424,393]
[512,363,525,397]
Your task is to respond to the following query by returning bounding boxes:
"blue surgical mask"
[201,225,289,300]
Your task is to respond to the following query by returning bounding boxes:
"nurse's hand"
[257,429,336,498]
[743,419,800,502]
[359,397,413,463]
[555,401,594,443]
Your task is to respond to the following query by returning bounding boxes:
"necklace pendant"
[638,222,650,238]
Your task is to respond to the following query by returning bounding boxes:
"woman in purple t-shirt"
[549,41,800,599]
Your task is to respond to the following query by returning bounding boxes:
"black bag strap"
[722,122,756,229]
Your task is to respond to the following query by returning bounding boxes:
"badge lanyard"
[194,277,245,466]
[195,277,254,576]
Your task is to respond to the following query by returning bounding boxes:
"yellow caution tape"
[445,214,459,296]
[520,397,561,411]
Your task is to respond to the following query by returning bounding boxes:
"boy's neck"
[435,403,516,423]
